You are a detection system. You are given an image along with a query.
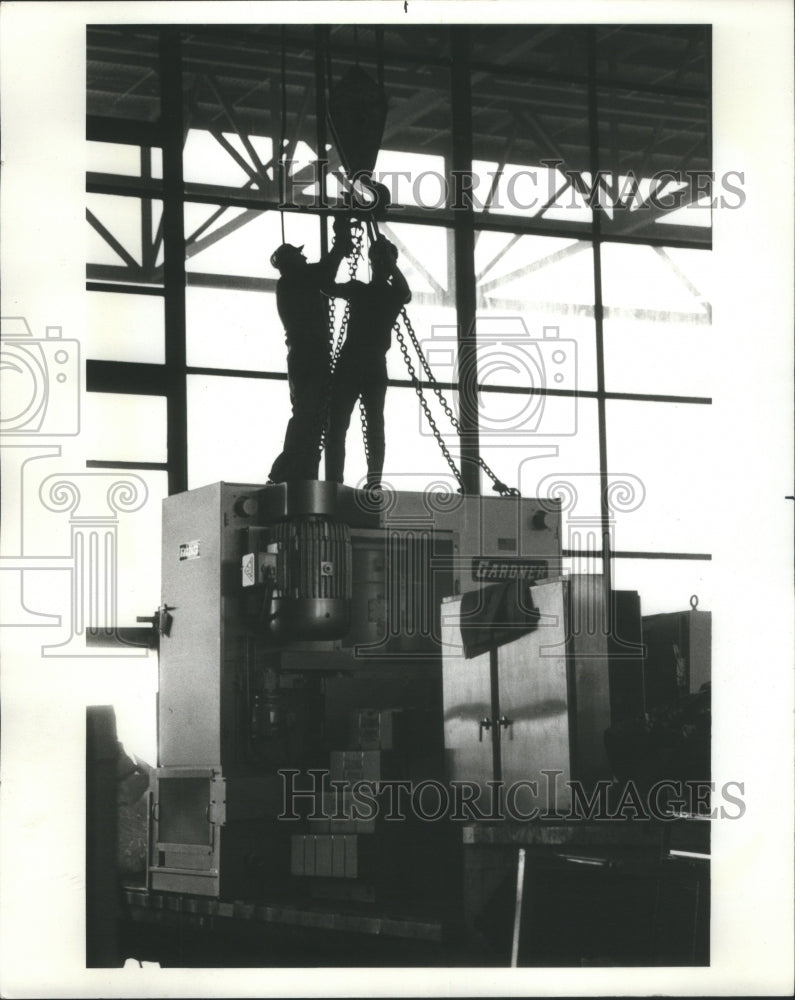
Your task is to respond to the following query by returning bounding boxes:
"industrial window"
[86,23,712,618]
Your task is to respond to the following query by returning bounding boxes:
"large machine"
[148,480,648,904]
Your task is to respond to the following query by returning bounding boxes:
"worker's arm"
[322,280,358,301]
[389,260,412,306]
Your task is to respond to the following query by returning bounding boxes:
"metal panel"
[567,575,612,785]
[688,611,711,693]
[160,483,223,765]
[642,607,711,707]
[498,579,573,814]
[607,589,646,727]
[441,595,495,795]
[150,765,220,895]
[157,775,213,845]
[160,481,263,767]
[441,578,625,812]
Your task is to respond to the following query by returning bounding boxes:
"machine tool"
[148,480,568,898]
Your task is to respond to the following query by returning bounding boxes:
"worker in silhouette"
[323,236,411,489]
[268,216,354,483]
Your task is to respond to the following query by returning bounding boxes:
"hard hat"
[270,243,305,270]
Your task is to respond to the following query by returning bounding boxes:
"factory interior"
[82,21,721,969]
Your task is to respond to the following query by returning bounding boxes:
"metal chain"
[332,223,362,379]
[316,223,363,457]
[394,320,465,491]
[396,307,520,497]
[355,228,370,463]
[358,396,370,463]
[315,231,519,497]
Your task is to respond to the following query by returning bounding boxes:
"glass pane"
[178,28,317,204]
[87,142,144,177]
[186,286,285,373]
[87,193,143,269]
[87,26,160,122]
[597,80,711,242]
[184,206,319,280]
[370,222,457,382]
[476,235,597,393]
[601,243,711,314]
[86,143,162,184]
[480,397,601,541]
[372,150,448,212]
[471,68,591,224]
[86,290,164,365]
[471,159,593,224]
[601,243,712,397]
[84,392,167,464]
[345,385,460,493]
[87,194,164,283]
[183,129,275,190]
[187,374,288,489]
[612,558,712,618]
[606,400,713,554]
[321,386,460,491]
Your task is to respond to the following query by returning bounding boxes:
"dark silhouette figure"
[268,218,353,483]
[323,237,411,488]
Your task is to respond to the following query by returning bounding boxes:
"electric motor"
[267,516,352,639]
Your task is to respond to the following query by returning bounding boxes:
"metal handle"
[478,717,492,742]
[137,604,173,636]
[498,715,512,729]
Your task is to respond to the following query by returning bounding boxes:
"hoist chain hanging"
[396,307,521,498]
[278,27,288,244]
[358,397,370,465]
[316,221,364,460]
[394,320,465,491]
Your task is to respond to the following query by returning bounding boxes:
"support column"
[159,29,188,495]
[586,27,612,598]
[450,27,480,496]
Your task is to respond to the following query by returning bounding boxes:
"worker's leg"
[270,353,329,482]
[268,373,300,482]
[324,359,361,483]
[361,371,387,488]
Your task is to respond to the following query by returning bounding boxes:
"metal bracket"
[136,603,174,638]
